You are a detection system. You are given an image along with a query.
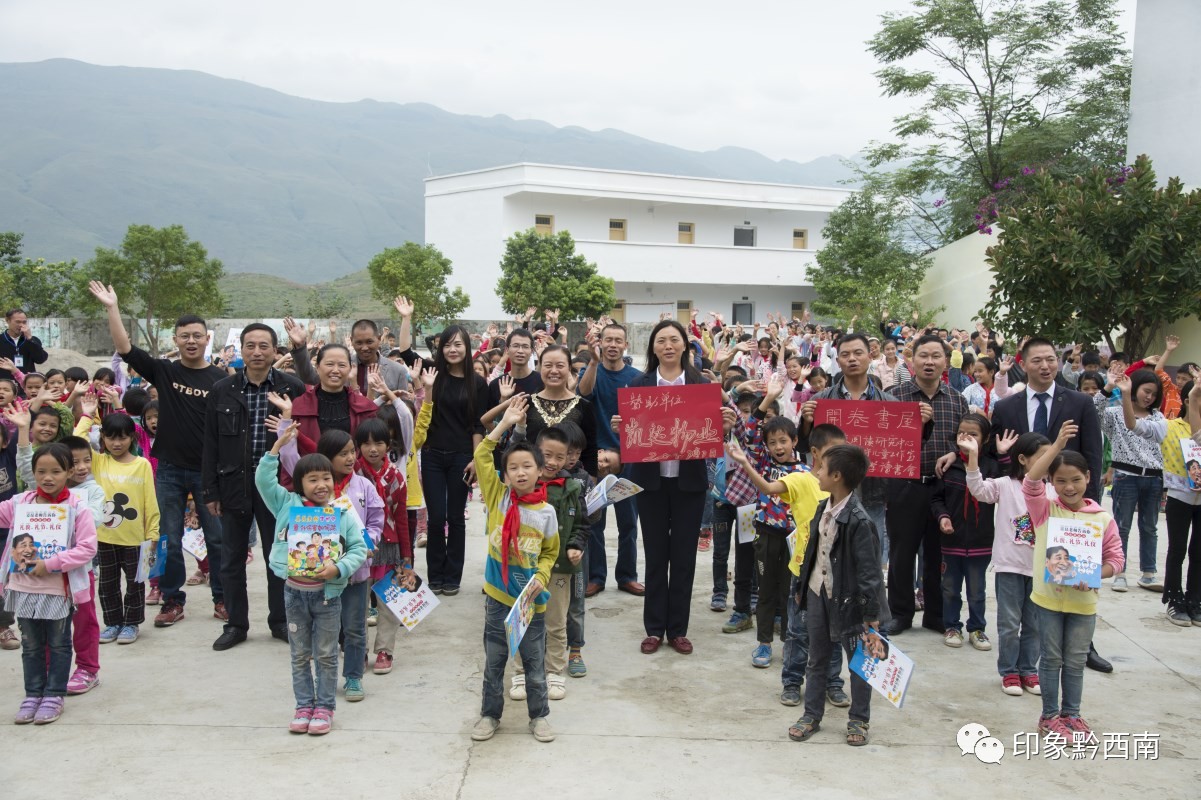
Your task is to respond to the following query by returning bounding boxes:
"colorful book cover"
[331,495,374,552]
[182,527,207,560]
[504,579,539,656]
[371,568,439,630]
[285,506,342,578]
[585,475,644,515]
[1181,439,1201,491]
[1044,517,1104,589]
[8,504,71,574]
[849,630,914,709]
[136,535,168,583]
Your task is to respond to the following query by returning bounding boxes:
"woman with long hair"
[422,323,489,595]
[612,319,716,656]
[521,345,597,475]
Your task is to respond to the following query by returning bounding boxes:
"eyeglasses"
[176,333,207,342]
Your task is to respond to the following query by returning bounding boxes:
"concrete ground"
[5,497,1199,799]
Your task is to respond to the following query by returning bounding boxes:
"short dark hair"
[1020,337,1056,357]
[294,453,334,490]
[1129,369,1163,411]
[5,308,26,320]
[100,412,136,442]
[959,412,991,441]
[506,328,534,347]
[822,444,869,490]
[1077,370,1107,395]
[501,440,544,472]
[913,334,949,356]
[316,429,354,464]
[535,426,571,450]
[1050,450,1090,477]
[351,319,379,337]
[123,387,150,416]
[809,423,846,452]
[836,333,871,353]
[241,322,278,347]
[175,314,207,331]
[555,420,586,452]
[1109,351,1127,364]
[64,367,89,383]
[762,415,798,444]
[1081,351,1102,368]
[600,323,627,339]
[1007,432,1051,479]
[31,442,73,472]
[354,417,392,448]
[61,435,91,454]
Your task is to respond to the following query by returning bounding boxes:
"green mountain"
[0,58,855,288]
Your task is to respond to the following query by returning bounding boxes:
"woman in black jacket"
[612,320,716,655]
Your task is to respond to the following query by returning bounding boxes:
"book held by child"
[182,527,207,560]
[849,631,915,709]
[1043,517,1104,589]
[584,474,643,515]
[8,503,71,573]
[286,506,343,578]
[371,567,439,630]
[505,578,539,656]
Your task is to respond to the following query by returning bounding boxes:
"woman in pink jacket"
[0,442,98,725]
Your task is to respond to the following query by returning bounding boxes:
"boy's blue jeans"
[340,580,369,680]
[1037,606,1095,718]
[286,586,341,710]
[156,462,224,607]
[20,613,73,697]
[567,565,585,649]
[941,554,990,633]
[994,572,1040,677]
[781,577,843,690]
[482,596,549,720]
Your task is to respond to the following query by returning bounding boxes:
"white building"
[424,163,851,323]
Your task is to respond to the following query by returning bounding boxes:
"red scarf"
[500,483,548,587]
[333,473,353,498]
[357,456,409,549]
[37,486,71,503]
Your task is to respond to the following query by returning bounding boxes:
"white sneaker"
[1112,576,1129,592]
[509,674,527,700]
[969,631,992,651]
[944,629,964,648]
[547,673,566,701]
[471,716,499,741]
[1137,573,1164,592]
[529,716,555,742]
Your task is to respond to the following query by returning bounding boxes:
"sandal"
[846,719,870,747]
[186,570,208,586]
[788,715,821,742]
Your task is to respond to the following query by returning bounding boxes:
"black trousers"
[886,479,943,629]
[754,527,792,643]
[220,486,285,633]
[712,501,757,612]
[1165,497,1201,601]
[637,478,705,640]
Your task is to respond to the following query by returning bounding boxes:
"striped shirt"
[892,380,968,478]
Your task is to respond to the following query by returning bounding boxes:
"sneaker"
[213,601,229,621]
[751,643,772,668]
[710,593,727,613]
[146,586,162,606]
[14,697,40,724]
[547,673,566,701]
[0,626,18,650]
[373,652,394,675]
[1002,674,1023,696]
[510,674,527,700]
[471,716,499,741]
[567,651,587,677]
[1191,600,1201,627]
[442,586,460,596]
[1137,573,1164,592]
[697,531,712,552]
[67,669,100,696]
[780,686,802,706]
[944,629,964,648]
[1038,714,1072,738]
[99,625,121,644]
[367,608,378,627]
[33,696,63,725]
[529,716,556,743]
[1167,598,1193,627]
[1112,575,1128,592]
[1060,716,1092,737]
[826,687,851,708]
[307,708,333,735]
[154,602,185,627]
[969,631,992,651]
[344,678,365,702]
[116,625,139,644]
[289,707,313,734]
[415,533,427,548]
[722,611,753,634]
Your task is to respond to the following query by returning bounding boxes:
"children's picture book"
[1044,517,1104,588]
[136,535,168,583]
[849,630,915,709]
[182,527,207,560]
[7,503,71,574]
[371,567,439,630]
[736,503,757,544]
[505,579,539,656]
[285,506,342,578]
[585,474,644,516]
[330,494,373,552]
[1181,439,1201,491]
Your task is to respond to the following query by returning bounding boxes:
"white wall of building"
[914,228,998,327]
[612,281,815,325]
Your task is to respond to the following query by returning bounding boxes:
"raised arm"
[394,296,414,354]
[283,317,318,386]
[87,281,132,356]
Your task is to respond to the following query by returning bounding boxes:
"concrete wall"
[913,228,999,327]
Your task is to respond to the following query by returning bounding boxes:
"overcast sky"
[0,0,1138,163]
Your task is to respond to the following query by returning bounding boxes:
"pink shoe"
[1021,674,1041,695]
[14,697,40,724]
[146,586,162,605]
[34,696,64,725]
[289,707,313,734]
[307,708,333,735]
[67,669,100,696]
[1060,715,1092,737]
[1038,714,1072,738]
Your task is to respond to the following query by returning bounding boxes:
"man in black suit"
[989,337,1112,672]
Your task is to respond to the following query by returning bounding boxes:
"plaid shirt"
[891,380,968,478]
[243,369,279,466]
[720,405,759,507]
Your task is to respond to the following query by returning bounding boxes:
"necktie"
[1033,392,1050,436]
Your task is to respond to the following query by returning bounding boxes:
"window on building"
[535,214,554,236]
[676,300,693,325]
[732,302,753,325]
[790,301,806,320]
[610,300,625,323]
[678,222,694,244]
[792,228,809,249]
[734,226,756,247]
[609,219,627,241]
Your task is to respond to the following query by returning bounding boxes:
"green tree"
[983,155,1201,359]
[366,242,469,330]
[86,224,226,356]
[0,232,20,270]
[810,182,935,326]
[305,288,351,320]
[496,229,615,321]
[0,231,84,317]
[864,0,1131,248]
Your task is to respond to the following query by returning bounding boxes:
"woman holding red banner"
[612,319,714,656]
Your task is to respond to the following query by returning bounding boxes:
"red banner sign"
[812,400,923,479]
[618,383,723,463]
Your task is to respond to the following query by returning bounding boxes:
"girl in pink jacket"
[0,442,98,725]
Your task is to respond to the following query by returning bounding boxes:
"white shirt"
[656,369,686,478]
[1025,383,1058,432]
